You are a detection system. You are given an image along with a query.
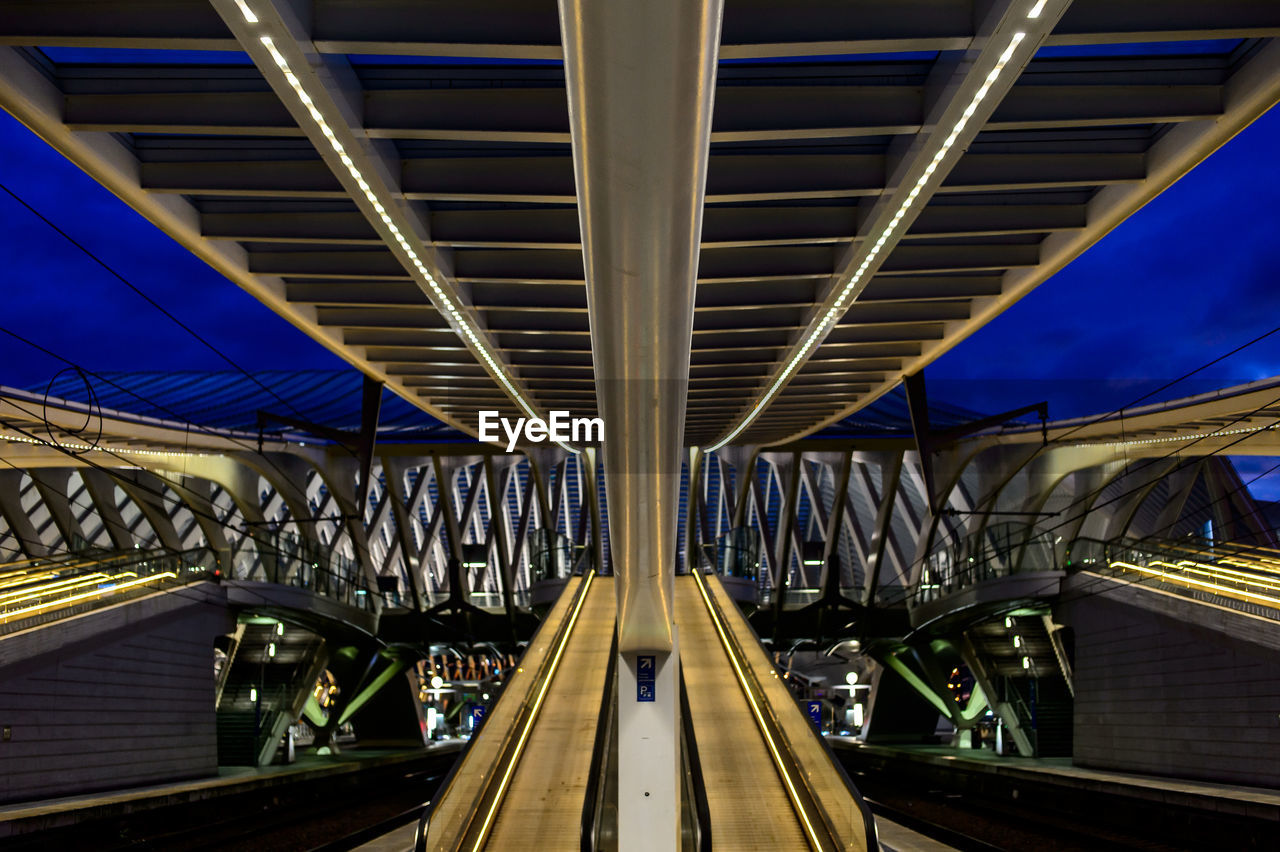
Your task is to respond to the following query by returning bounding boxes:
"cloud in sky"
[930,106,1280,419]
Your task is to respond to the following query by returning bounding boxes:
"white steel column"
[558,1,723,849]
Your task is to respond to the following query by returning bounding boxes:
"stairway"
[215,620,327,765]
[966,613,1074,758]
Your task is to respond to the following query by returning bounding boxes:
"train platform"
[831,740,1280,820]
[0,741,463,841]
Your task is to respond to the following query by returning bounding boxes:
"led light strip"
[0,431,213,458]
[232,3,572,452]
[692,569,832,849]
[0,571,58,590]
[1069,421,1280,449]
[1161,559,1280,589]
[466,570,595,850]
[710,4,1048,451]
[1112,560,1280,609]
[0,572,115,604]
[0,571,176,624]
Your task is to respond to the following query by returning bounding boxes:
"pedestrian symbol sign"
[637,654,656,702]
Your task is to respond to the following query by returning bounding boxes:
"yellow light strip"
[0,570,59,590]
[233,5,574,453]
[1221,556,1280,574]
[692,569,827,850]
[709,11,1036,451]
[468,570,596,851]
[0,572,115,604]
[1111,561,1280,609]
[1156,560,1280,592]
[0,572,177,624]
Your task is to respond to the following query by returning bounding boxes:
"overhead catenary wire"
[0,396,355,559]
[931,321,1280,555]
[0,322,354,507]
[0,180,313,423]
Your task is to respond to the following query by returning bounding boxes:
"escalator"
[675,571,875,851]
[407,569,873,851]
[421,573,617,850]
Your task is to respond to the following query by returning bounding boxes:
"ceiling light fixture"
[709,19,1035,452]
[232,2,573,453]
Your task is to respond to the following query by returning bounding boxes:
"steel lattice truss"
[1,379,1273,612]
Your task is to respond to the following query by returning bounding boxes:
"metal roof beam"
[208,0,550,435]
[709,0,1076,448]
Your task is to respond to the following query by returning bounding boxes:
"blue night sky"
[927,104,1280,417]
[1,101,1278,494]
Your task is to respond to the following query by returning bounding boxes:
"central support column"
[557,1,723,849]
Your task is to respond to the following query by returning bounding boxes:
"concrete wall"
[1062,576,1280,788]
[0,582,230,803]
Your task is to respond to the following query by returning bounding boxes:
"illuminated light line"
[0,571,115,604]
[0,574,58,591]
[0,431,215,458]
[1176,556,1280,578]
[233,0,257,23]
[1027,0,1048,18]
[1152,560,1280,592]
[0,572,177,624]
[1221,556,1280,573]
[464,570,595,851]
[709,26,1029,451]
[1071,422,1280,449]
[1111,561,1280,609]
[692,569,833,850]
[1151,540,1280,568]
[243,19,572,452]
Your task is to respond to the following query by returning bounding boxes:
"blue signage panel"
[637,654,656,702]
[471,705,486,727]
[806,700,823,727]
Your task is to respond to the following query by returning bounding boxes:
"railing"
[1067,536,1280,622]
[678,668,712,852]
[257,552,377,611]
[711,527,760,583]
[913,522,1059,606]
[690,568,873,851]
[581,630,619,851]
[529,528,592,582]
[250,530,376,611]
[0,546,217,636]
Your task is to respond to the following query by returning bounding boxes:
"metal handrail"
[446,571,597,850]
[1067,536,1280,621]
[690,568,848,851]
[0,545,218,636]
[678,667,713,852]
[913,522,1059,606]
[581,629,619,851]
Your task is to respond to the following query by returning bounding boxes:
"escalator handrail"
[449,570,598,849]
[580,628,619,851]
[691,567,852,852]
[700,581,880,850]
[678,667,713,852]
[412,573,591,851]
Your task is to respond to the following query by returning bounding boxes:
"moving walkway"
[0,547,211,635]
[412,570,875,851]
